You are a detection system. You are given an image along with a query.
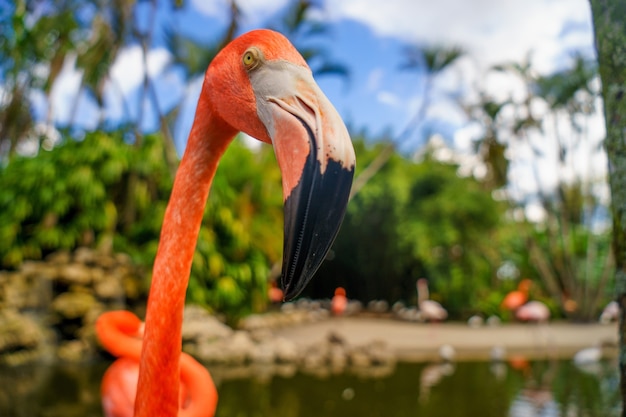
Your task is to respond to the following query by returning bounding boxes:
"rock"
[227,331,255,364]
[327,331,346,345]
[329,345,348,369]
[280,302,296,313]
[301,339,331,369]
[52,292,98,320]
[348,348,371,368]
[93,275,125,300]
[302,351,326,369]
[122,274,142,300]
[249,342,275,364]
[193,343,229,364]
[0,248,149,364]
[1,271,52,311]
[239,314,266,331]
[182,306,232,344]
[57,263,93,286]
[0,310,50,365]
[249,328,272,343]
[95,254,118,269]
[273,337,299,363]
[114,252,133,265]
[73,247,98,266]
[46,251,71,265]
[346,300,363,315]
[20,261,58,280]
[57,340,90,362]
[366,340,395,366]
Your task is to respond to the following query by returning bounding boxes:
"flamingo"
[599,300,619,323]
[101,29,355,417]
[416,278,448,322]
[573,344,602,365]
[331,287,347,316]
[268,281,284,304]
[501,279,532,311]
[96,311,217,417]
[515,300,550,322]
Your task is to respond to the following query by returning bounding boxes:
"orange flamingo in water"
[99,29,355,417]
[96,311,217,417]
[331,287,347,316]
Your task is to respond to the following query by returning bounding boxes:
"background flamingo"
[268,281,284,304]
[100,29,355,417]
[515,300,551,322]
[501,279,550,323]
[331,287,347,316]
[96,311,217,417]
[501,279,532,311]
[416,278,448,322]
[599,300,619,323]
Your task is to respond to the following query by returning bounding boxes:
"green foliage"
[400,155,504,313]
[186,139,283,323]
[0,132,132,266]
[312,136,510,317]
[0,132,283,323]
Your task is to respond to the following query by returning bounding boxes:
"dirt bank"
[273,317,619,362]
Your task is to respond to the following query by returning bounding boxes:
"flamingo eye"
[242,48,262,70]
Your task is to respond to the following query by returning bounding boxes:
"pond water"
[0,358,620,417]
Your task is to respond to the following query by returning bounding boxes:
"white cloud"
[326,0,594,73]
[47,46,172,129]
[425,98,466,125]
[110,46,172,95]
[49,54,94,126]
[377,90,401,107]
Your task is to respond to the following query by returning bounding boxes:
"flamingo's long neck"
[417,281,429,305]
[135,93,235,417]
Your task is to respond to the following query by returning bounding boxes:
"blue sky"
[45,0,598,144]
[175,0,599,152]
[36,0,606,219]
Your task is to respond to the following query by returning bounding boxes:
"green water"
[0,359,620,416]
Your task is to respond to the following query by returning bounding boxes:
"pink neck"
[135,95,235,417]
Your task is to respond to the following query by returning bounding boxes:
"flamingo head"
[334,287,346,297]
[204,30,355,300]
[518,279,532,293]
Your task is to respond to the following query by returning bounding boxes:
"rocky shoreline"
[2,248,617,376]
[0,248,146,366]
[0,249,395,372]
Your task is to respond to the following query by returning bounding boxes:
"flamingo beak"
[250,62,355,300]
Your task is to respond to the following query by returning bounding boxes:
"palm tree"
[350,45,464,199]
[480,54,610,320]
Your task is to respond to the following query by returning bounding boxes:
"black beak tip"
[281,283,297,302]
[280,275,310,301]
[279,161,354,302]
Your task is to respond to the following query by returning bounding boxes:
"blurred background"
[0,0,611,325]
[1,1,621,416]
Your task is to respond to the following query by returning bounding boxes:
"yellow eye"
[242,48,261,70]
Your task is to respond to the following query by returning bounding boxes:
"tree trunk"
[589,0,626,413]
